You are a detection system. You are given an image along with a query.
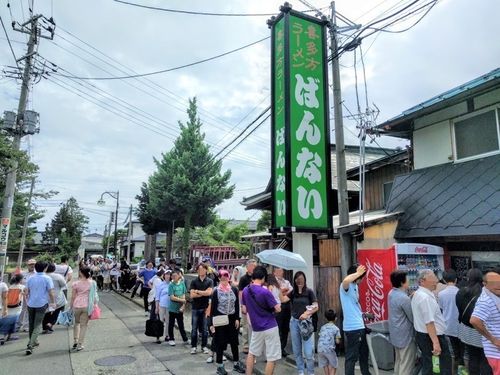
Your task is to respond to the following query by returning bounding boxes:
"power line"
[0,16,20,69]
[52,36,269,80]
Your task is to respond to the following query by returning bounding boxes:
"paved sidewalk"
[118,289,394,375]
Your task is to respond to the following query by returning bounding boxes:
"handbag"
[90,304,101,320]
[57,309,74,326]
[213,314,229,327]
[145,318,164,337]
[299,318,314,340]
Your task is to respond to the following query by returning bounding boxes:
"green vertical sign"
[272,18,287,228]
[271,9,330,232]
[289,15,329,229]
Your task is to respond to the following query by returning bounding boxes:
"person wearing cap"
[209,268,245,374]
[189,263,213,355]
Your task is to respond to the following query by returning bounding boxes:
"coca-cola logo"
[415,246,428,253]
[364,259,386,321]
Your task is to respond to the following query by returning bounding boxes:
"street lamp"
[97,191,119,257]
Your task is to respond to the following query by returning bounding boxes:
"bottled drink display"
[397,254,442,292]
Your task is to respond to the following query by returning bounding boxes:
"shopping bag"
[145,319,164,337]
[56,309,74,326]
[89,305,101,320]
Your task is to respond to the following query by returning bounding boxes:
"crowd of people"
[0,257,99,355]
[1,253,499,375]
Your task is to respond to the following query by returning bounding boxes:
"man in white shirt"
[438,269,464,373]
[411,269,452,375]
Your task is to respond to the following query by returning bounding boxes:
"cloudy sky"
[1,0,499,234]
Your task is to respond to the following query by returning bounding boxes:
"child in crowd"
[317,309,341,375]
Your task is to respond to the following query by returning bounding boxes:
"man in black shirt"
[238,259,257,353]
[189,263,213,354]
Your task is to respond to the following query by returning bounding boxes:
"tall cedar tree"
[148,98,234,268]
[43,197,88,257]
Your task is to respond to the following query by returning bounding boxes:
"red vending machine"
[357,247,397,322]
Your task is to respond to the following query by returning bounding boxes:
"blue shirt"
[27,272,54,308]
[155,281,171,308]
[339,283,364,331]
[139,268,156,286]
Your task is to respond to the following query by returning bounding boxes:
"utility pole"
[126,204,132,264]
[106,213,113,258]
[17,177,35,269]
[0,15,53,279]
[103,224,108,257]
[330,1,357,276]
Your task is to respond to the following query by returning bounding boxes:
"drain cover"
[95,355,137,366]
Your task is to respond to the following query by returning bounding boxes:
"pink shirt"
[72,279,92,308]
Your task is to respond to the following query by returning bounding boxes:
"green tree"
[43,197,88,258]
[0,133,56,253]
[148,98,234,268]
[256,210,271,231]
[101,228,128,254]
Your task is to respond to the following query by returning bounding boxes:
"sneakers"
[183,340,190,346]
[190,347,197,354]
[168,340,176,346]
[26,346,33,355]
[72,343,78,350]
[233,361,246,373]
[206,356,214,363]
[76,344,84,351]
[216,366,228,375]
[223,355,227,362]
[202,346,210,354]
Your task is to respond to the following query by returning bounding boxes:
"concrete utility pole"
[0,15,53,279]
[330,2,358,276]
[17,177,35,268]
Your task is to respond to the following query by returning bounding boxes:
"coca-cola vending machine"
[395,243,444,293]
[357,243,445,322]
[357,247,397,322]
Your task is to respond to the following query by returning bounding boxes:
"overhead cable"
[52,36,269,80]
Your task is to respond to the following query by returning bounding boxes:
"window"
[453,108,500,160]
[383,181,393,208]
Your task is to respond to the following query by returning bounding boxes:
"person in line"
[18,259,37,332]
[470,269,500,374]
[231,266,244,289]
[190,263,213,355]
[55,255,73,298]
[241,265,281,375]
[139,261,156,315]
[209,269,245,375]
[456,268,493,374]
[148,269,165,320]
[388,270,417,375]
[273,266,293,357]
[42,263,67,334]
[101,259,112,293]
[411,269,452,375]
[0,274,25,344]
[70,266,97,352]
[317,309,341,375]
[155,270,172,343]
[340,264,371,375]
[289,271,318,375]
[119,258,131,292]
[438,269,464,373]
[167,269,188,346]
[25,261,56,355]
[238,259,256,354]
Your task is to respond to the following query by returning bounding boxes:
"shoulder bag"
[212,288,230,327]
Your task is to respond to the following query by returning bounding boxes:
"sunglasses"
[219,272,229,278]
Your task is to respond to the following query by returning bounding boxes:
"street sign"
[270,7,332,232]
[0,217,11,256]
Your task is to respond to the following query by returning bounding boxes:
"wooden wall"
[365,163,410,210]
[319,239,341,266]
[313,265,342,329]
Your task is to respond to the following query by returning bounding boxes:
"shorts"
[103,276,111,283]
[318,351,338,368]
[249,326,281,362]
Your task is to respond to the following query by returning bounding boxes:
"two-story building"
[377,68,500,276]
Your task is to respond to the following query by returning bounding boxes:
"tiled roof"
[386,154,500,238]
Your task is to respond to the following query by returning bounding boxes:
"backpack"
[7,288,22,308]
